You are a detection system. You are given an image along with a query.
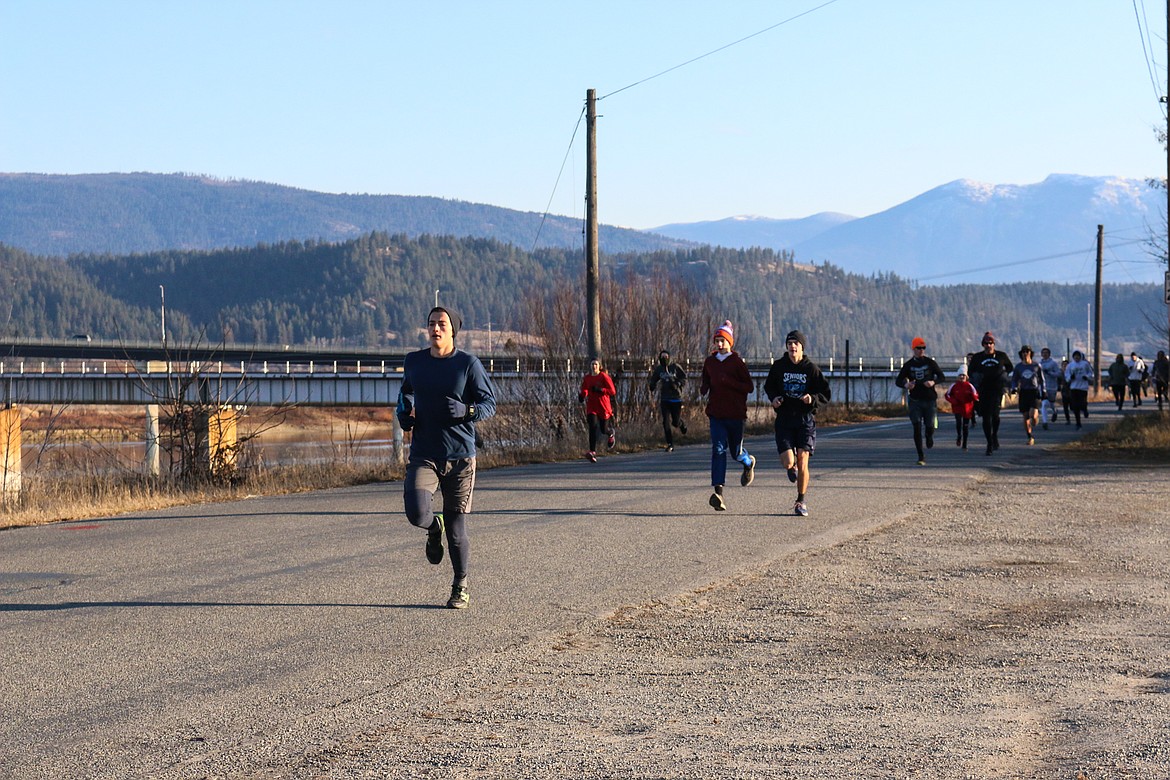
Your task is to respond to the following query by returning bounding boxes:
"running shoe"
[447,584,469,610]
[925,433,934,449]
[709,492,726,511]
[956,436,962,447]
[1027,435,1035,445]
[794,500,809,517]
[740,455,756,487]
[607,432,616,450]
[679,422,688,434]
[665,445,673,452]
[916,459,926,466]
[426,513,445,565]
[787,466,798,484]
[586,451,597,462]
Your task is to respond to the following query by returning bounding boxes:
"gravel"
[263,457,1170,779]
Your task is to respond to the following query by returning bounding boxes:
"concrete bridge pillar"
[0,407,21,499]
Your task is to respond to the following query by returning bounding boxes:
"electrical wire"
[598,0,842,102]
[531,1,844,251]
[1133,0,1168,118]
[530,106,588,255]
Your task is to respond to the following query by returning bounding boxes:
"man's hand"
[446,397,473,421]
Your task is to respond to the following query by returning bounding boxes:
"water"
[20,426,398,477]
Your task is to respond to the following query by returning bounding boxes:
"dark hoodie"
[764,353,831,419]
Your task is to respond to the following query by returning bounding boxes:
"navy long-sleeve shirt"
[397,348,496,462]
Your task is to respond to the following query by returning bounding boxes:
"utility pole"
[585,88,601,362]
[1165,0,1169,356]
[159,285,167,347]
[1093,225,1103,394]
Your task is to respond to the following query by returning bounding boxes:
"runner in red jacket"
[579,359,616,462]
[944,366,979,451]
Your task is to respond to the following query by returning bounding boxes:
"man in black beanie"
[764,329,830,517]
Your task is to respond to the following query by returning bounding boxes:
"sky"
[2,1,1167,230]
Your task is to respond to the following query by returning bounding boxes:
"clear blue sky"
[2,1,1166,229]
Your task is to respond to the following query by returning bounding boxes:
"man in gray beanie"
[397,304,495,609]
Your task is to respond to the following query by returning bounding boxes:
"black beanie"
[429,306,461,338]
[785,329,807,350]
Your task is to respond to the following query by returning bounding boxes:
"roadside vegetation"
[1062,409,1170,461]
[3,401,1164,530]
[0,398,904,530]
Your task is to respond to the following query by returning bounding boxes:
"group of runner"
[394,305,1167,610]
[394,309,836,608]
[894,332,1167,462]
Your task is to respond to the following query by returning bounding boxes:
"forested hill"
[0,172,688,257]
[0,234,1161,360]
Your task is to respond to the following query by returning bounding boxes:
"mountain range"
[0,172,1164,286]
[651,175,1166,285]
[0,172,685,258]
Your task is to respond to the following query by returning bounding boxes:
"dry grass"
[0,400,931,530]
[1062,410,1170,461]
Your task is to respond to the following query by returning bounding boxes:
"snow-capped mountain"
[649,175,1166,285]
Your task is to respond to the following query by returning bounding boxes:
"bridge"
[0,337,935,408]
[0,339,929,493]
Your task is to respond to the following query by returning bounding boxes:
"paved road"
[0,405,1120,778]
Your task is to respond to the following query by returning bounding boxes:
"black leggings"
[586,413,613,452]
[1069,389,1089,424]
[659,401,683,445]
[977,397,1001,447]
[953,414,971,447]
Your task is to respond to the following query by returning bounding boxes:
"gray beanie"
[429,306,461,337]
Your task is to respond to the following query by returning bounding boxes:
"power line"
[1132,0,1168,118]
[530,106,587,255]
[598,0,842,102]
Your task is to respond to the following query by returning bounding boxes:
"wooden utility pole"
[1165,0,1170,357]
[585,89,601,362]
[1093,224,1103,394]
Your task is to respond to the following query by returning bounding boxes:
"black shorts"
[775,414,816,454]
[1017,389,1040,415]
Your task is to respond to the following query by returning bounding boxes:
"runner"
[1010,345,1045,445]
[397,305,497,610]
[764,329,831,517]
[700,320,756,511]
[894,336,946,465]
[1153,350,1169,411]
[1038,347,1062,430]
[648,349,687,452]
[944,364,979,451]
[1107,354,1128,411]
[579,359,617,462]
[1126,352,1147,408]
[967,331,1013,456]
[1064,349,1094,428]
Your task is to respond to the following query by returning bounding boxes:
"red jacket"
[700,351,754,419]
[944,379,979,419]
[579,371,616,419]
